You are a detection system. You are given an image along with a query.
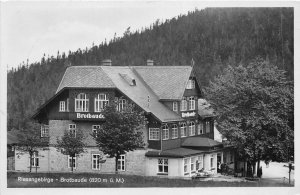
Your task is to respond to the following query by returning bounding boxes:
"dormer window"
[187,79,195,89]
[95,93,109,112]
[75,93,89,112]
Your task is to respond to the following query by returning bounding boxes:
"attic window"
[119,73,136,86]
[187,79,195,89]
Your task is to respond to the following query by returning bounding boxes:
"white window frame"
[189,122,195,136]
[117,155,126,171]
[196,155,203,170]
[171,124,178,139]
[75,93,89,112]
[59,101,65,112]
[184,158,189,174]
[172,102,178,112]
[180,97,187,111]
[158,158,168,174]
[69,124,76,137]
[187,79,195,89]
[92,125,100,137]
[191,157,196,173]
[149,128,160,140]
[118,98,126,112]
[198,122,204,135]
[68,155,76,169]
[95,93,109,112]
[188,96,195,110]
[191,80,195,89]
[206,121,210,133]
[92,154,101,170]
[30,151,39,167]
[41,125,49,137]
[210,155,214,169]
[180,123,187,137]
[162,125,169,140]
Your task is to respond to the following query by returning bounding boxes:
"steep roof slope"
[101,66,183,122]
[56,66,116,93]
[133,66,193,100]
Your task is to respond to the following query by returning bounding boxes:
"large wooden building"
[14,61,234,177]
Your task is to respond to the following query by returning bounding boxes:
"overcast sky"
[1,1,207,70]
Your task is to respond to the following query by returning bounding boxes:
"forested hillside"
[7,7,294,131]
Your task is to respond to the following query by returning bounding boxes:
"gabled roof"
[181,137,222,147]
[133,66,193,100]
[56,66,116,93]
[38,65,191,123]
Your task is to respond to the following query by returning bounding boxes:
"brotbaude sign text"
[76,113,105,119]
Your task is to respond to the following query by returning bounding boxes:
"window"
[191,157,196,173]
[171,124,178,139]
[186,79,195,89]
[172,102,178,112]
[69,124,76,137]
[184,158,189,174]
[196,156,203,170]
[158,159,168,174]
[66,98,69,111]
[117,155,125,171]
[68,155,76,169]
[149,128,159,140]
[206,121,210,133]
[180,123,187,137]
[198,122,204,135]
[75,93,89,112]
[118,98,126,111]
[41,125,49,137]
[59,101,65,112]
[92,154,101,170]
[30,152,39,167]
[95,94,109,112]
[189,122,195,136]
[188,97,195,110]
[92,125,100,137]
[180,97,187,111]
[210,155,214,169]
[162,125,169,140]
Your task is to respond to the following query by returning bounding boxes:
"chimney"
[101,59,112,66]
[147,59,154,66]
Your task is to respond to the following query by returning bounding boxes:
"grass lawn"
[7,172,293,188]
